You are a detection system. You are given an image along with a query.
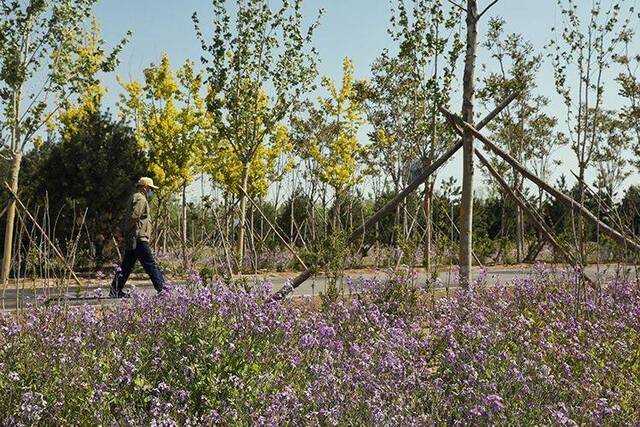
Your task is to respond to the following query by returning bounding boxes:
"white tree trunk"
[237,163,250,271]
[181,183,188,269]
[423,179,434,274]
[2,151,23,284]
[459,0,478,287]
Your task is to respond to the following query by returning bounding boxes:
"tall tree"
[293,57,366,230]
[615,29,640,170]
[478,17,557,262]
[593,110,630,200]
[22,111,148,268]
[548,0,635,262]
[0,2,128,283]
[193,0,321,269]
[362,0,462,273]
[457,0,500,286]
[119,55,212,268]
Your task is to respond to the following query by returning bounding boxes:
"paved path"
[1,264,636,311]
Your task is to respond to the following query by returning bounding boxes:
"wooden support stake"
[474,150,595,288]
[439,107,640,254]
[239,187,308,270]
[273,94,518,299]
[3,182,84,288]
[569,170,632,236]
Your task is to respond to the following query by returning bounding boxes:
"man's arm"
[131,193,148,221]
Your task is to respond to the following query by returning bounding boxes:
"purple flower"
[20,391,47,422]
[486,394,505,412]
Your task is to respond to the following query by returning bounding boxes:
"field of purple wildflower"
[1,268,639,425]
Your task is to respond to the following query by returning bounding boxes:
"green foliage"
[193,0,322,266]
[118,55,212,198]
[479,16,559,183]
[295,57,366,198]
[19,111,148,265]
[193,0,322,197]
[548,0,635,173]
[614,30,640,170]
[362,0,462,190]
[0,0,129,153]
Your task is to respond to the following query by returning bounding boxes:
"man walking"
[110,177,166,297]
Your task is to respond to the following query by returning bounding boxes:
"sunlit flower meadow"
[1,267,638,425]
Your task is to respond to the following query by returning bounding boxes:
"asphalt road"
[1,264,636,311]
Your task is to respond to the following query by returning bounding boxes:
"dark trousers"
[111,240,165,292]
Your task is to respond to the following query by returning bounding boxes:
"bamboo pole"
[439,107,640,254]
[3,182,84,288]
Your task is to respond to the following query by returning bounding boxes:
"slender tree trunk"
[496,190,507,263]
[162,206,168,254]
[347,198,351,233]
[459,0,478,287]
[2,151,23,284]
[153,203,160,254]
[290,191,295,245]
[200,173,205,243]
[322,183,328,238]
[516,205,523,263]
[333,190,341,231]
[423,179,434,273]
[402,199,409,240]
[181,183,188,270]
[513,171,524,263]
[2,18,35,286]
[237,163,250,271]
[577,165,586,264]
[311,199,317,242]
[424,20,439,275]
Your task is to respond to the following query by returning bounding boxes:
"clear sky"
[93,0,640,199]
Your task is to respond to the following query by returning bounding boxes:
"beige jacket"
[124,190,151,249]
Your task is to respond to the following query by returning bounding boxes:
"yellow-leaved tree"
[206,88,294,199]
[118,54,213,268]
[0,2,129,283]
[193,0,321,270]
[294,57,366,229]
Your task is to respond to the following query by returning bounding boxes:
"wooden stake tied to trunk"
[439,107,640,254]
[474,150,595,288]
[273,94,517,299]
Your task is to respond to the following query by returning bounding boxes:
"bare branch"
[478,0,499,20]
[447,0,467,13]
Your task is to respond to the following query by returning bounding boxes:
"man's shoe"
[109,288,130,299]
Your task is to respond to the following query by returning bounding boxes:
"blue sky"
[95,0,564,108]
[93,0,639,198]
